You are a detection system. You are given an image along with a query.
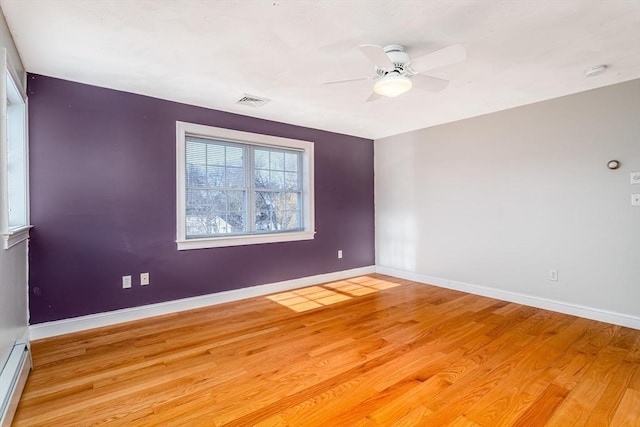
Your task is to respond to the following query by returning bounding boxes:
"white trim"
[376,266,640,330]
[1,50,30,243]
[29,266,376,340]
[176,121,315,250]
[0,343,30,426]
[2,225,31,249]
[177,230,315,250]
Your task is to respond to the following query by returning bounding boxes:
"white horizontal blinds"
[185,136,247,238]
[254,147,303,233]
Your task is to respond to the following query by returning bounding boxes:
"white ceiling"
[1,1,639,139]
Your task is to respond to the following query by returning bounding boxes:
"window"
[176,122,314,250]
[1,60,29,249]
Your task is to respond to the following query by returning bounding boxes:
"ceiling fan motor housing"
[383,45,410,72]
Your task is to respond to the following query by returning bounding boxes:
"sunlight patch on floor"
[266,286,352,312]
[266,278,401,312]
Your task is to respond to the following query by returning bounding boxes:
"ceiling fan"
[324,43,466,102]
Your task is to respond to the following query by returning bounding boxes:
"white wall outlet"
[337,250,343,259]
[122,275,132,289]
[630,172,640,185]
[632,194,640,207]
[141,272,150,286]
[549,270,558,281]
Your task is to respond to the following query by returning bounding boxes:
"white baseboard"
[376,266,640,330]
[0,343,30,427]
[29,266,376,340]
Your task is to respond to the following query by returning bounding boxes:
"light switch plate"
[631,172,640,185]
[632,194,640,207]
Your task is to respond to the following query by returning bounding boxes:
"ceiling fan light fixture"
[374,73,412,97]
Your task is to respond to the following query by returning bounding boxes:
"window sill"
[177,230,315,250]
[2,225,32,249]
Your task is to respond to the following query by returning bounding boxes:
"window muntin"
[176,122,314,250]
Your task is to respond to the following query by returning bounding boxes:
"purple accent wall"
[27,74,374,324]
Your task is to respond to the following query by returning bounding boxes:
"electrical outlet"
[549,270,558,281]
[141,272,150,286]
[337,250,343,259]
[122,275,132,289]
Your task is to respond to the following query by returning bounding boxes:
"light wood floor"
[13,274,640,426]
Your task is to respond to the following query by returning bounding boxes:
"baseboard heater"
[0,343,31,426]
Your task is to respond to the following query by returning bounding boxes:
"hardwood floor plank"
[610,388,640,427]
[512,383,569,427]
[13,274,640,426]
[585,360,637,426]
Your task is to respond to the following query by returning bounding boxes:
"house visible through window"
[176,122,314,250]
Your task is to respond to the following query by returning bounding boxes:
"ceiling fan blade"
[411,74,450,92]
[410,44,466,73]
[324,76,373,85]
[358,44,394,69]
[366,92,382,102]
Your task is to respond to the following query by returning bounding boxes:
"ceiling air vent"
[236,94,271,107]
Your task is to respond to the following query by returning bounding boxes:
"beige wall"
[375,79,640,326]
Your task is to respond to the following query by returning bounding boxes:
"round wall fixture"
[607,160,620,170]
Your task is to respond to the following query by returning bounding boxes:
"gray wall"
[376,79,640,323]
[0,7,28,372]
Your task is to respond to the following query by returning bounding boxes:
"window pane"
[226,166,245,188]
[284,192,300,211]
[206,166,224,187]
[186,164,206,186]
[269,171,284,190]
[186,141,206,165]
[206,144,225,166]
[285,172,299,190]
[186,216,208,237]
[255,149,269,169]
[186,189,209,210]
[227,146,244,167]
[226,190,245,211]
[270,151,285,170]
[255,191,275,231]
[255,169,269,189]
[186,189,246,237]
[227,211,245,232]
[285,153,298,172]
[210,213,231,234]
[255,191,301,232]
[209,190,227,210]
[278,210,300,229]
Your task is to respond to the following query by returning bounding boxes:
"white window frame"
[176,121,315,250]
[0,50,30,250]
